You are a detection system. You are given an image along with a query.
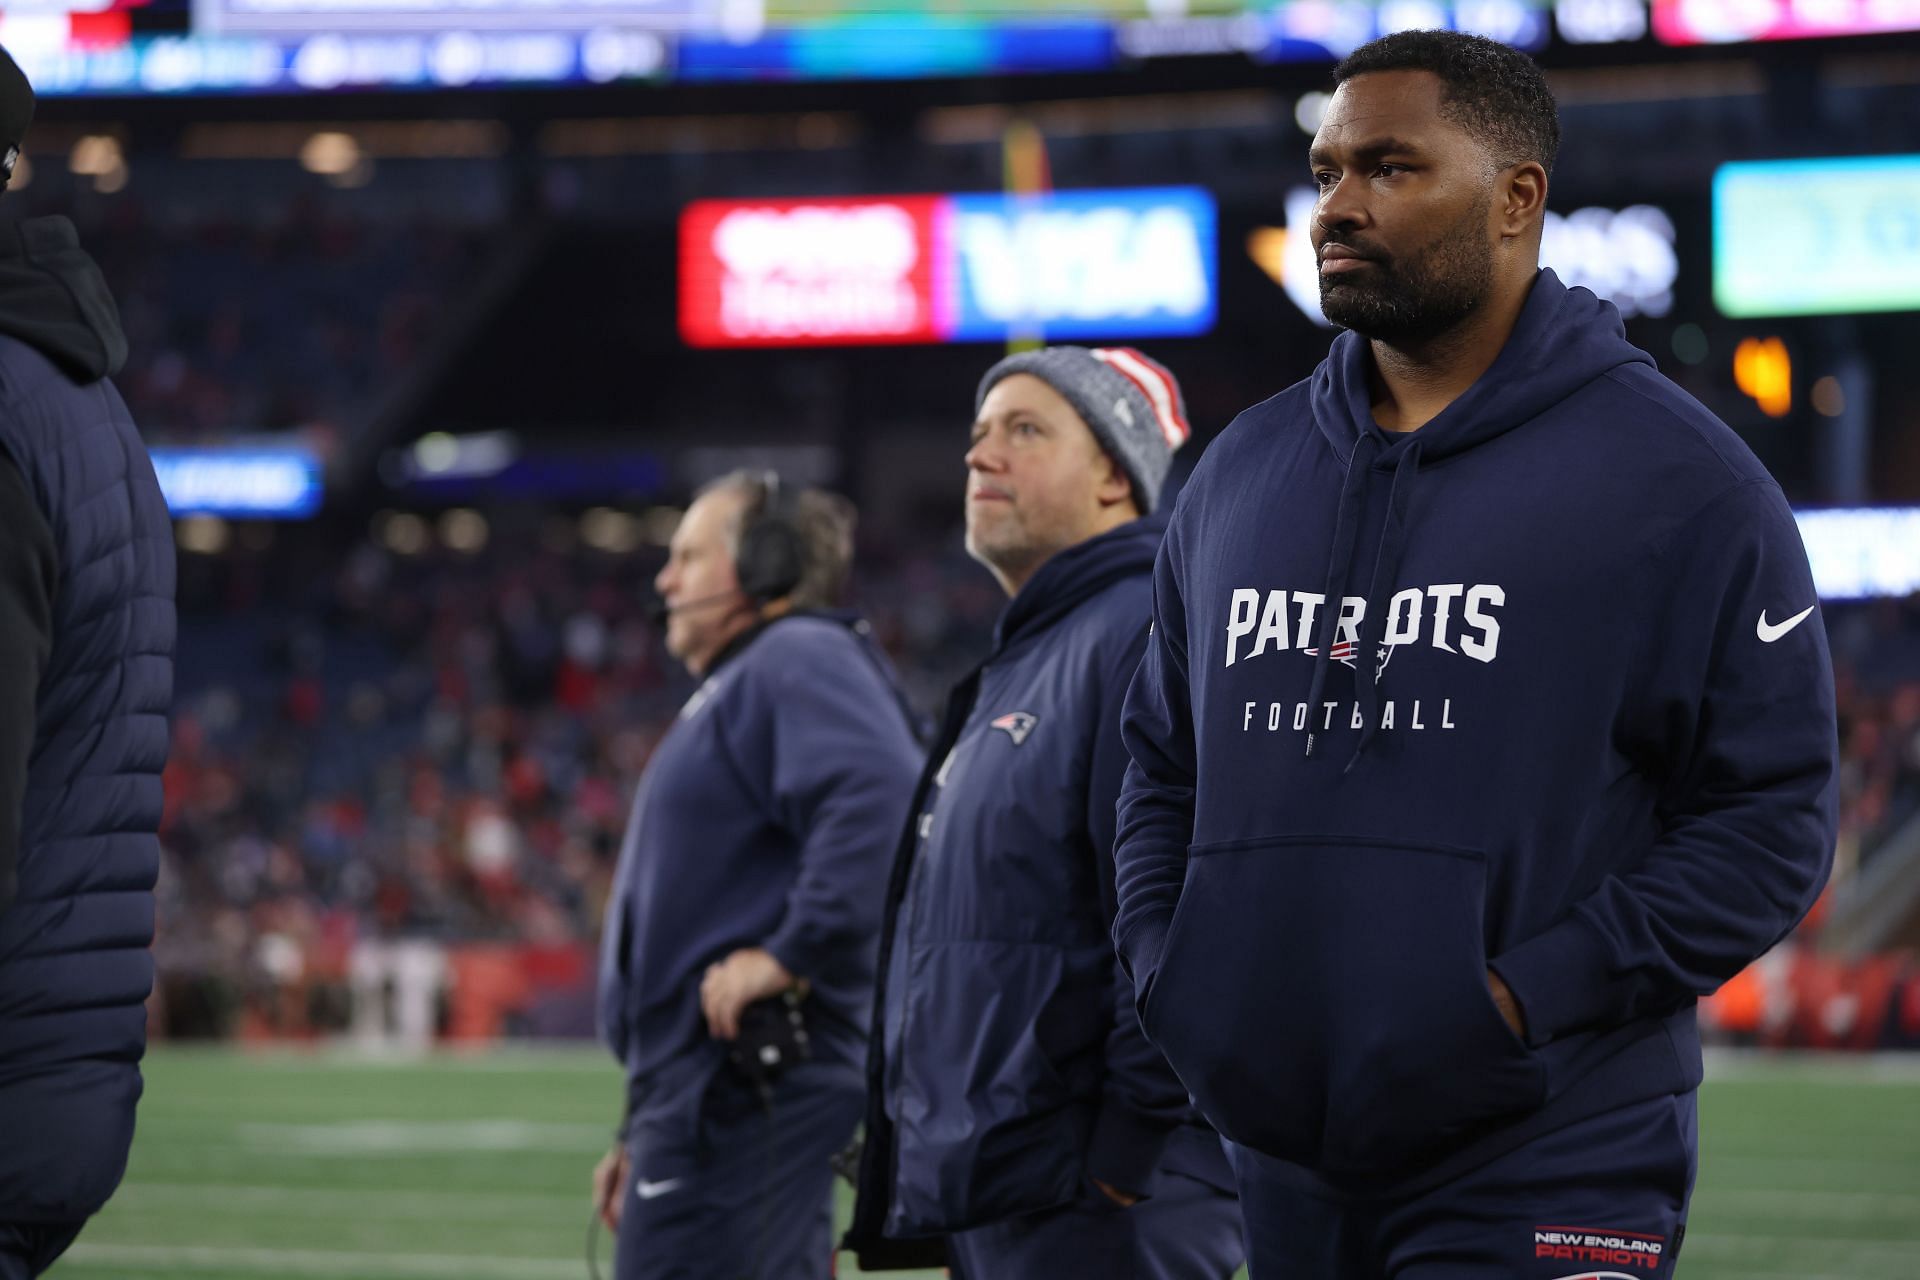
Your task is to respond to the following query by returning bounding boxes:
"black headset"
[734,470,808,604]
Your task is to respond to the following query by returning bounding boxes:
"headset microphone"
[643,589,748,629]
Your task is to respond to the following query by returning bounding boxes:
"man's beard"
[1318,195,1493,344]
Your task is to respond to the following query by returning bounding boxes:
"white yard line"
[110,1181,581,1219]
[149,1044,613,1072]
[1699,1154,1920,1182]
[236,1119,608,1155]
[1697,1188,1920,1219]
[1683,1231,1920,1273]
[1703,1047,1920,1084]
[57,1243,582,1279]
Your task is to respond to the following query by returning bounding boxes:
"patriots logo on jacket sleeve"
[989,712,1038,745]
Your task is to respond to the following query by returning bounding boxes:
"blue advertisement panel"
[152,447,324,518]
[943,186,1217,342]
[1795,507,1920,601]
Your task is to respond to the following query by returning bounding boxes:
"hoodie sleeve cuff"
[1085,1102,1176,1200]
[762,927,825,987]
[1488,911,1620,1049]
[1114,909,1173,1003]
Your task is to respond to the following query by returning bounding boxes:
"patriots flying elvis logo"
[1304,639,1399,682]
[990,712,1038,745]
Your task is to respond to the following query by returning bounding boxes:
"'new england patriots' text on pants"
[1231,1091,1698,1280]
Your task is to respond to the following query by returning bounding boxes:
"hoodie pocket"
[1142,836,1547,1177]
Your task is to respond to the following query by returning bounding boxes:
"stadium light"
[299,131,359,176]
[1293,92,1330,134]
[377,512,431,557]
[1733,336,1792,418]
[438,510,490,555]
[175,516,230,556]
[69,134,126,193]
[1811,376,1846,418]
[640,508,683,548]
[68,134,119,176]
[580,508,643,555]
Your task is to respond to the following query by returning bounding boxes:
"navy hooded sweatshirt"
[847,520,1228,1254]
[1114,271,1837,1195]
[597,612,920,1179]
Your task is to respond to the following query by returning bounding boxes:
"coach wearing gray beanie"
[848,347,1242,1279]
[977,344,1189,514]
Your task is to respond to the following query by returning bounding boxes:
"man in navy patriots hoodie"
[1114,31,1837,1280]
[593,472,920,1280]
[846,347,1242,1279]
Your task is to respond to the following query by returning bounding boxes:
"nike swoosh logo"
[1757,605,1815,643]
[635,1178,685,1201]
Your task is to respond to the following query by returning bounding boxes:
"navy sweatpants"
[616,1060,864,1280]
[948,1166,1245,1280]
[1232,1092,1698,1280]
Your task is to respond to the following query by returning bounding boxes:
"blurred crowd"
[155,516,1002,1036]
[1830,597,1920,881]
[153,515,1920,1040]
[18,193,493,444]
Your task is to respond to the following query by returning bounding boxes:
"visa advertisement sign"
[1715,155,1920,318]
[680,187,1216,348]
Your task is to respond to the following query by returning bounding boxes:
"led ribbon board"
[1654,0,1920,44]
[679,187,1217,348]
[1715,155,1920,318]
[1795,508,1920,601]
[151,447,323,517]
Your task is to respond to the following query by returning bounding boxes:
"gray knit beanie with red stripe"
[977,345,1191,512]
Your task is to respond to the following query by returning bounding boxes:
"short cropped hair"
[1333,30,1560,176]
[701,470,856,611]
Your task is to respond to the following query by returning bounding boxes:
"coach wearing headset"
[592,471,921,1280]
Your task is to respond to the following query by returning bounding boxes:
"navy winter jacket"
[850,521,1227,1251]
[1116,271,1838,1196]
[0,216,175,1221]
[597,612,920,1179]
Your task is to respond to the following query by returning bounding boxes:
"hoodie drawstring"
[1303,433,1377,759]
[1346,440,1422,773]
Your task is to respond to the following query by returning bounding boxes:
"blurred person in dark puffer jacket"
[0,46,176,1280]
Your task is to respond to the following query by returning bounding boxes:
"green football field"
[44,1047,1920,1280]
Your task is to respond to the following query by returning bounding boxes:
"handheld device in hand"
[727,989,811,1093]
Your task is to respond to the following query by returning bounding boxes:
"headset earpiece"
[734,471,807,604]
